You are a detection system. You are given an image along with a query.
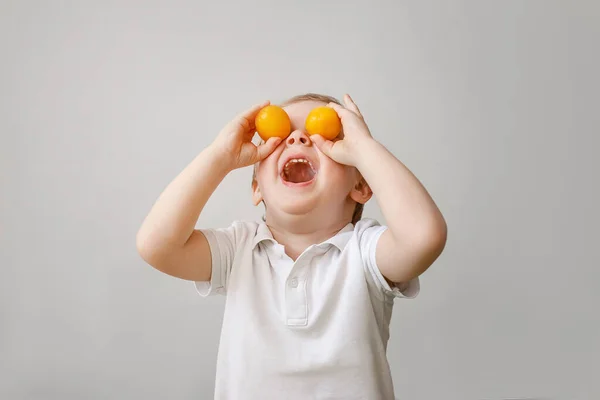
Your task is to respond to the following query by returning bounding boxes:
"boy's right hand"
[211,101,282,171]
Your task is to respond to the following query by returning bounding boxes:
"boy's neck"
[265,218,351,261]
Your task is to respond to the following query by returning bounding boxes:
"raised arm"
[312,94,447,284]
[136,101,281,281]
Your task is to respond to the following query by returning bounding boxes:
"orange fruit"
[305,107,341,140]
[255,105,291,141]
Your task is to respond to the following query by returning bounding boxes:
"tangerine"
[255,105,291,141]
[304,107,341,140]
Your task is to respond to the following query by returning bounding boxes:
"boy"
[137,93,447,399]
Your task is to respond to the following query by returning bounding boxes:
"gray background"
[1,1,598,399]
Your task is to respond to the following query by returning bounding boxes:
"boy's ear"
[252,178,263,206]
[349,175,372,204]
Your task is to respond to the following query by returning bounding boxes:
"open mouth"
[281,157,317,185]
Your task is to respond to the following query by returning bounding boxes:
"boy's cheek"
[330,165,361,188]
[257,158,277,175]
[321,159,349,176]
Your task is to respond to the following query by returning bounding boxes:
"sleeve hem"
[193,229,226,297]
[368,226,420,300]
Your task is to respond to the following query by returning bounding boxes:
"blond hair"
[252,93,364,224]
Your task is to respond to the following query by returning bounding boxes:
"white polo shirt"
[196,218,419,400]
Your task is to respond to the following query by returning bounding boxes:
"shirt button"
[289,277,298,288]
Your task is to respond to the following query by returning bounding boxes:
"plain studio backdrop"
[1,1,598,399]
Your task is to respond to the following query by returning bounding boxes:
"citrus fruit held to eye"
[304,107,342,140]
[255,105,291,141]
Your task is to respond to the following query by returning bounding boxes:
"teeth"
[284,158,310,170]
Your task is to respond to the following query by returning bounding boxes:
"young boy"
[137,93,447,399]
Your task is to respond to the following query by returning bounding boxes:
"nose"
[286,130,312,147]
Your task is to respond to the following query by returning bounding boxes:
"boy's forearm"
[137,145,231,254]
[355,139,446,243]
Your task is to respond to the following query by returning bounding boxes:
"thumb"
[311,134,335,158]
[256,137,282,161]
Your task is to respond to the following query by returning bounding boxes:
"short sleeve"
[194,222,240,297]
[357,219,420,301]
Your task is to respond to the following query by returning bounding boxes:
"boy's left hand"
[311,94,375,167]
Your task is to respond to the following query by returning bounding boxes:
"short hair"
[252,93,364,224]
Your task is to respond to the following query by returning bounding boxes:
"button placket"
[285,254,310,326]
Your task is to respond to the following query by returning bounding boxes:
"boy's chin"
[269,198,320,218]
[280,202,317,216]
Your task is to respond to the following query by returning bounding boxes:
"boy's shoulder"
[352,217,384,232]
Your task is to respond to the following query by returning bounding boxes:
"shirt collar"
[252,222,355,251]
[252,222,278,248]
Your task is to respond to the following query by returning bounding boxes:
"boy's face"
[252,100,367,223]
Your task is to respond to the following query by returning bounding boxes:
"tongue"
[286,163,315,183]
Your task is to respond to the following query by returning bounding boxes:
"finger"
[327,102,354,126]
[327,102,347,115]
[236,100,270,129]
[310,134,335,158]
[256,136,282,161]
[343,94,363,118]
